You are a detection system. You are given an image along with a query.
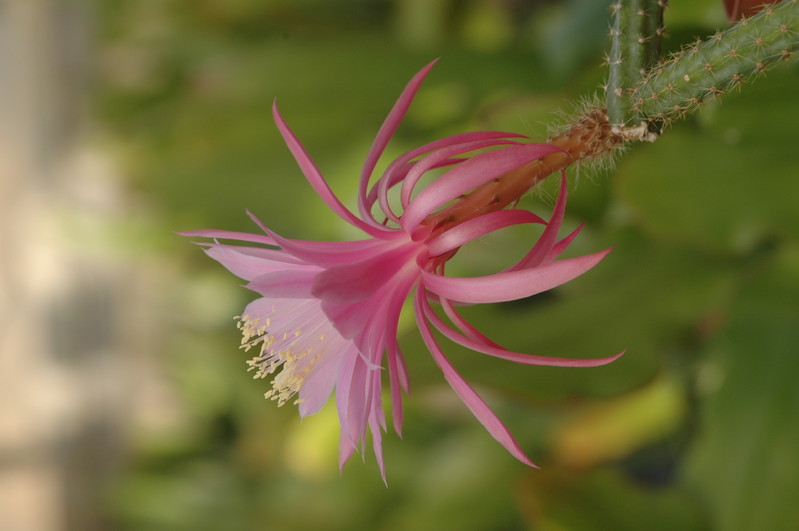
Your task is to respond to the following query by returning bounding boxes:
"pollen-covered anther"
[241,317,326,407]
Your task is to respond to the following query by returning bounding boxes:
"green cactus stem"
[633,0,799,128]
[606,0,666,128]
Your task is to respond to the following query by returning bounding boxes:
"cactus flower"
[182,62,620,480]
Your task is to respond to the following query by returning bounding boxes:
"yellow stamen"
[238,314,325,408]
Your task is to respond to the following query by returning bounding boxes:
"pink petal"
[297,341,349,416]
[336,353,365,465]
[246,269,319,298]
[367,370,388,483]
[272,102,387,237]
[426,209,546,256]
[506,172,568,271]
[358,60,438,224]
[265,228,391,267]
[369,131,526,222]
[421,248,611,304]
[321,272,416,342]
[178,228,276,245]
[546,225,584,263]
[376,157,462,224]
[386,339,406,437]
[413,292,537,467]
[423,295,624,367]
[401,143,564,232]
[338,430,358,471]
[203,244,311,281]
[312,240,420,304]
[399,138,523,215]
[440,297,503,348]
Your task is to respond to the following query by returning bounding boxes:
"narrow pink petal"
[265,228,391,267]
[272,101,386,237]
[426,209,546,256]
[376,157,462,224]
[246,269,319,298]
[368,374,387,483]
[413,292,537,467]
[386,339,405,437]
[506,172,569,272]
[369,131,526,222]
[399,138,523,214]
[178,229,276,245]
[380,277,416,436]
[203,244,312,280]
[402,143,565,232]
[370,410,386,483]
[421,248,611,304]
[424,295,624,367]
[546,225,583,262]
[336,353,364,464]
[345,357,370,453]
[440,297,504,348]
[338,431,358,471]
[358,60,438,223]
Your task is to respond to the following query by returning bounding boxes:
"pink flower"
[182,61,621,480]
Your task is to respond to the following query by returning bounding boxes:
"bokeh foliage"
[95,0,799,529]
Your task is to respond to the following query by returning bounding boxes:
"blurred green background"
[3,0,798,530]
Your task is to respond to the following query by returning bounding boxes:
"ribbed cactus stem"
[606,0,666,128]
[633,0,799,126]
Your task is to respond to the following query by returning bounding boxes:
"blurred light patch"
[284,400,341,480]
[551,375,685,469]
[459,1,513,52]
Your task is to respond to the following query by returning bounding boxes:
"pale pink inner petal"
[247,269,320,298]
[240,297,355,418]
[203,244,313,281]
[297,340,350,416]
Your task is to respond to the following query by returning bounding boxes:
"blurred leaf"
[551,375,686,469]
[518,467,708,530]
[683,244,799,531]
[530,0,614,79]
[403,234,735,402]
[616,66,799,253]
